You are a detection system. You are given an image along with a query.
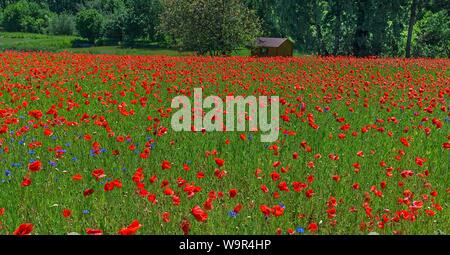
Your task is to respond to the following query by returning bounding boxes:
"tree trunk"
[405,0,419,58]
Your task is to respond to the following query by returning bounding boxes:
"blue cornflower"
[82,210,90,214]
[4,170,11,177]
[11,162,21,167]
[49,161,57,167]
[72,157,78,161]
[278,202,286,209]
[248,134,254,141]
[100,148,107,153]
[228,211,237,218]
[28,150,36,155]
[296,227,305,233]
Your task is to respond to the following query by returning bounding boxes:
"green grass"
[0,32,191,56]
[0,32,303,56]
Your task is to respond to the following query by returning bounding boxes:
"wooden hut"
[251,37,294,57]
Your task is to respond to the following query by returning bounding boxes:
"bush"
[1,0,52,33]
[75,9,104,43]
[48,13,75,35]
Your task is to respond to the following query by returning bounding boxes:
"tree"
[405,0,421,58]
[159,0,262,56]
[122,0,162,43]
[1,0,52,33]
[75,9,104,43]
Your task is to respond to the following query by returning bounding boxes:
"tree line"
[0,0,448,57]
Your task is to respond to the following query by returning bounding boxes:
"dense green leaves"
[47,13,75,35]
[1,0,51,33]
[75,9,103,43]
[412,10,449,58]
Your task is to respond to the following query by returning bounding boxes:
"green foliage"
[75,8,104,43]
[413,10,450,58]
[41,0,84,14]
[159,0,262,55]
[47,13,75,35]
[1,0,52,33]
[102,11,126,43]
[122,0,162,43]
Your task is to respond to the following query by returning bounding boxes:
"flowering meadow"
[0,51,448,235]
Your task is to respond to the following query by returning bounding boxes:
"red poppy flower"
[86,228,103,235]
[162,212,170,223]
[180,219,190,235]
[72,174,82,181]
[43,129,53,136]
[214,158,225,167]
[91,168,105,180]
[104,182,114,191]
[13,223,33,235]
[21,176,32,187]
[63,209,71,218]
[28,110,43,119]
[229,189,238,198]
[161,160,172,170]
[191,205,208,222]
[28,161,42,172]
[83,188,95,197]
[307,223,318,233]
[260,205,272,217]
[118,219,142,235]
[233,203,243,213]
[272,205,284,217]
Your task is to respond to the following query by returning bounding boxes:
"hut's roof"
[254,37,292,48]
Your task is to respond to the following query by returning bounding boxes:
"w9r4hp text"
[222,240,271,250]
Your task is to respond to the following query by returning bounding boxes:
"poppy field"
[0,51,449,235]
